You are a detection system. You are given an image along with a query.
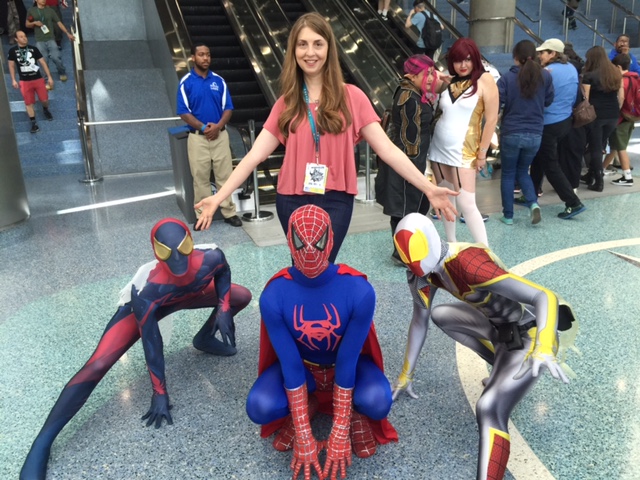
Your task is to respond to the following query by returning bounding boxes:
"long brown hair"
[278,13,352,138]
[513,40,544,99]
[583,46,622,92]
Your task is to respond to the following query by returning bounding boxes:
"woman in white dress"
[429,38,499,246]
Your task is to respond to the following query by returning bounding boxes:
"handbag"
[572,85,596,128]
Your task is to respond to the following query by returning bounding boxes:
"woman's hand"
[427,185,458,222]
[194,195,221,231]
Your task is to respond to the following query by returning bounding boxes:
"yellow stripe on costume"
[489,427,510,447]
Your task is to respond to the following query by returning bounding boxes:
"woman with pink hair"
[428,38,499,246]
[376,54,440,264]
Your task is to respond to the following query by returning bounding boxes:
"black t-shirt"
[7,45,44,81]
[582,71,620,120]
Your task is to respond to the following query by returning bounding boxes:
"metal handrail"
[446,0,540,53]
[515,4,542,39]
[556,0,612,47]
[70,2,101,183]
[84,116,180,126]
[608,0,640,38]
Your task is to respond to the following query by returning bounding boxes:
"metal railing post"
[242,120,274,222]
[78,116,102,184]
[356,143,375,204]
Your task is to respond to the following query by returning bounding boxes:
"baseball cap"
[536,38,565,53]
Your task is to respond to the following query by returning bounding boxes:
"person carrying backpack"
[602,53,636,186]
[405,1,443,60]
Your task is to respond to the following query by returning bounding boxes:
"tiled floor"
[1,160,639,479]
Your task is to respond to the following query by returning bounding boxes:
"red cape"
[257,265,398,444]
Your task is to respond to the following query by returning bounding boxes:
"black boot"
[588,170,604,192]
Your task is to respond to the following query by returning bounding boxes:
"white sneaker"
[603,166,618,176]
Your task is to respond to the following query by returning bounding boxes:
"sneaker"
[611,176,634,186]
[531,203,541,225]
[30,123,40,134]
[537,190,543,197]
[499,216,513,225]
[43,109,53,121]
[557,203,586,220]
[460,214,489,223]
[60,74,68,82]
[430,209,439,220]
[513,188,522,194]
[603,166,618,176]
[580,171,594,185]
[514,195,527,206]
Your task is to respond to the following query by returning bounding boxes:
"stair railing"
[70,1,101,184]
[607,0,640,42]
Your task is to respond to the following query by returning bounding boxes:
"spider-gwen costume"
[246,205,397,480]
[392,213,577,480]
[20,218,251,480]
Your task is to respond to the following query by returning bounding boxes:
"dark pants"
[558,125,587,189]
[584,118,618,174]
[530,117,582,208]
[276,191,355,263]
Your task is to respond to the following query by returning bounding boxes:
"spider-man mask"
[287,205,334,278]
[150,218,194,276]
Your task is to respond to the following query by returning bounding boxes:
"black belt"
[190,126,225,135]
[518,320,537,333]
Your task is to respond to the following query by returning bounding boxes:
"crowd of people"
[10,4,635,480]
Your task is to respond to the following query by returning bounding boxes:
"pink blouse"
[263,84,380,195]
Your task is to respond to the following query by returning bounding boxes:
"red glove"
[322,385,353,480]
[286,384,324,480]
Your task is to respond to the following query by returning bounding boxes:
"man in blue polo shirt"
[177,44,241,227]
[608,35,640,75]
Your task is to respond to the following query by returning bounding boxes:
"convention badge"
[303,163,328,194]
[40,24,50,34]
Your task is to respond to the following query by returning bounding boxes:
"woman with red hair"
[428,38,499,246]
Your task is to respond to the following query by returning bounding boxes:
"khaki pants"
[187,130,236,219]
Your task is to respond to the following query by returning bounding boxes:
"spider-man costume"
[392,213,577,480]
[20,218,251,480]
[246,205,397,480]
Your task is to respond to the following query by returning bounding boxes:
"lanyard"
[302,84,320,163]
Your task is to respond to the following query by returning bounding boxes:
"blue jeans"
[275,190,355,263]
[36,39,65,75]
[500,133,542,219]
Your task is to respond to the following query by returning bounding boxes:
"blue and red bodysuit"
[21,218,252,480]
[246,263,397,455]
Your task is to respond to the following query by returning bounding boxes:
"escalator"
[178,0,271,126]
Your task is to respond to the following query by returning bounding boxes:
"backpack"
[621,72,640,122]
[420,11,443,51]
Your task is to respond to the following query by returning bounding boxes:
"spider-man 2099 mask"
[150,218,194,276]
[287,205,334,278]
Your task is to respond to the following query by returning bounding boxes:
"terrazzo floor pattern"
[1,171,639,480]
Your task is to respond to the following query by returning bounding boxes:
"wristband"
[200,124,206,133]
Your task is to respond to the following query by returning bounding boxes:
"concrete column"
[469,0,516,54]
[0,43,30,229]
